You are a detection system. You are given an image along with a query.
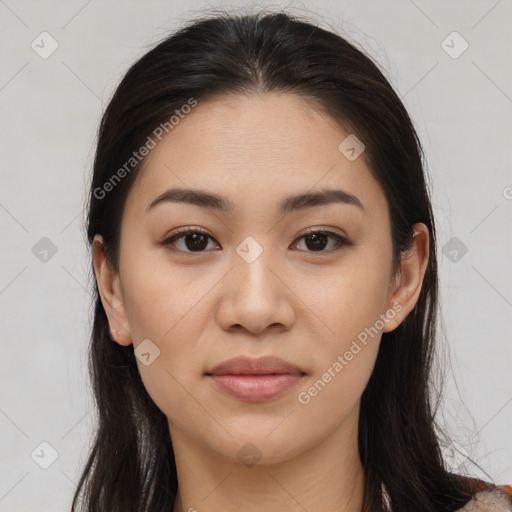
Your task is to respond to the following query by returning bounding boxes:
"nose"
[215,247,296,335]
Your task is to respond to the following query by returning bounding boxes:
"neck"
[170,405,365,512]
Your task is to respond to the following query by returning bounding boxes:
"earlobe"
[382,223,430,333]
[92,234,132,346]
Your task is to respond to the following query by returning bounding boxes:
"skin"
[93,92,429,512]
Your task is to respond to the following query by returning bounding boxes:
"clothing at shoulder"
[456,477,512,511]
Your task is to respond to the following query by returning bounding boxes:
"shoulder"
[455,477,512,511]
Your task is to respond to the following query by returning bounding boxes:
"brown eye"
[292,228,350,253]
[161,228,219,253]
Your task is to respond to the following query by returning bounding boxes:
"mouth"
[205,355,306,403]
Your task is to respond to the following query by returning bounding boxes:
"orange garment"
[456,476,512,511]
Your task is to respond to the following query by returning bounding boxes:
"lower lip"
[208,373,303,402]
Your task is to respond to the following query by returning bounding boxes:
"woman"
[72,10,512,512]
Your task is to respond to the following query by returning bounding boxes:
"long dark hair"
[74,9,486,512]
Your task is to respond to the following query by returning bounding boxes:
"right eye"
[160,228,220,253]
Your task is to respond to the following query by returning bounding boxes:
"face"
[94,92,428,465]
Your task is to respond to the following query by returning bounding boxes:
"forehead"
[126,92,387,219]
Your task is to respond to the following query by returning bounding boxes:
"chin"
[200,426,310,466]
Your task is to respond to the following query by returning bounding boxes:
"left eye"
[292,228,349,253]
[161,228,349,254]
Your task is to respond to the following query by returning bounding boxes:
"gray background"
[1,0,511,510]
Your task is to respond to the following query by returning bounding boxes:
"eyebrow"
[146,187,367,215]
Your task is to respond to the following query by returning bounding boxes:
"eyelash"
[159,226,351,255]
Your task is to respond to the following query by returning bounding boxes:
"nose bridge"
[215,234,294,333]
[233,235,277,302]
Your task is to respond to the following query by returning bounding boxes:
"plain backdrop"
[1,1,511,510]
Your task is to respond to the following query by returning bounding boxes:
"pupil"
[306,233,327,251]
[186,233,208,251]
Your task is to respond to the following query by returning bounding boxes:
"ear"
[92,234,132,346]
[382,223,430,333]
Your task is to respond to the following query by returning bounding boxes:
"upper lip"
[207,356,305,376]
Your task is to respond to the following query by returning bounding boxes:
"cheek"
[120,273,205,424]
[296,247,391,405]
[295,266,385,424]
[301,251,392,349]
[120,246,220,343]
[118,250,223,415]
[294,340,378,447]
